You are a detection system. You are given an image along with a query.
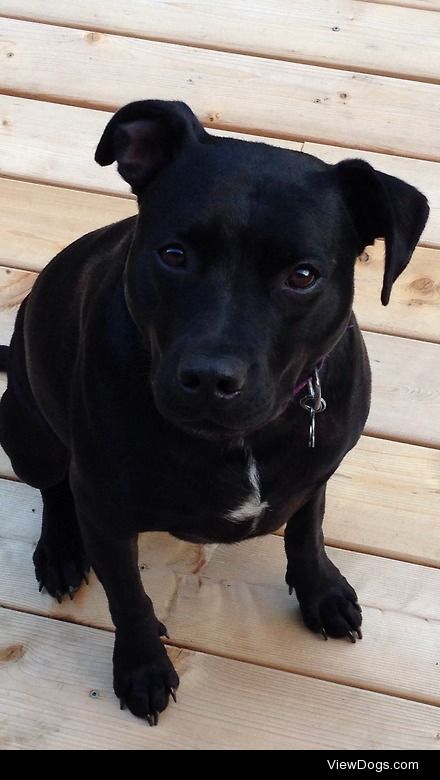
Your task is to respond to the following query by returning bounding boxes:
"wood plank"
[324,437,440,566]
[0,267,36,333]
[303,142,440,248]
[1,19,439,160]
[1,610,438,750]
[0,95,130,197]
[362,331,440,448]
[1,495,439,705]
[354,243,440,342]
[2,179,439,341]
[0,179,136,271]
[0,270,439,447]
[0,96,301,198]
[1,0,439,83]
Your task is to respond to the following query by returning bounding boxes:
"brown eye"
[159,246,186,268]
[285,265,318,290]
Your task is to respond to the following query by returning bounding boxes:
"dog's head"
[96,100,429,440]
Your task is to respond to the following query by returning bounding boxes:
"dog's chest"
[158,444,277,544]
[225,449,269,533]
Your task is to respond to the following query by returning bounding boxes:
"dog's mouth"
[174,417,250,443]
[169,399,290,442]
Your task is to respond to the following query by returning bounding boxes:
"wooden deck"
[0,0,439,750]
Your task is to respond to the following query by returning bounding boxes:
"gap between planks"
[2,86,439,166]
[364,1,440,12]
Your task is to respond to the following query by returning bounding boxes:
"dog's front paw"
[288,568,362,642]
[33,536,90,603]
[113,633,179,725]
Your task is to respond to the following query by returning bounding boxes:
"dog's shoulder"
[25,215,136,334]
[22,216,138,396]
[36,216,136,290]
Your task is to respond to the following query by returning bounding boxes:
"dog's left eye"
[285,265,318,290]
[158,246,186,268]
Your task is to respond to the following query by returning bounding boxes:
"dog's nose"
[178,356,247,400]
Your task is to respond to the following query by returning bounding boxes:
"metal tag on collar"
[299,368,327,448]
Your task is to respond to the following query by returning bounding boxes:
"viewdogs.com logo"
[327,761,419,772]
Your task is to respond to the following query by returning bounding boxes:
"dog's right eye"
[158,246,186,269]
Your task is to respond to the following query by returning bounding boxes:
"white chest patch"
[226,450,269,530]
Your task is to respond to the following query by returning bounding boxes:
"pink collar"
[293,355,327,397]
[293,321,355,397]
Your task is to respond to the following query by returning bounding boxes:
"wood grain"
[1,610,439,750]
[353,243,440,342]
[1,19,439,159]
[324,437,440,566]
[0,178,136,270]
[0,0,439,82]
[363,331,440,448]
[0,96,301,197]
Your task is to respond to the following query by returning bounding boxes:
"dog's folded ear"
[95,100,210,197]
[335,159,429,305]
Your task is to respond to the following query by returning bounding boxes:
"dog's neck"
[293,318,355,399]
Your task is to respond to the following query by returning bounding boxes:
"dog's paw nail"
[356,628,363,640]
[146,714,154,727]
[68,585,75,600]
[83,572,89,585]
[321,628,328,641]
[146,712,159,727]
[169,687,177,703]
[38,581,44,593]
[120,699,126,711]
[288,585,293,596]
[158,622,169,639]
[354,602,362,613]
[347,630,356,644]
[55,590,63,604]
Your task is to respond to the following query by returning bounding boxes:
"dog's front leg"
[284,484,362,642]
[79,523,179,723]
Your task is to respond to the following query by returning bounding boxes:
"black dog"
[0,100,428,724]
